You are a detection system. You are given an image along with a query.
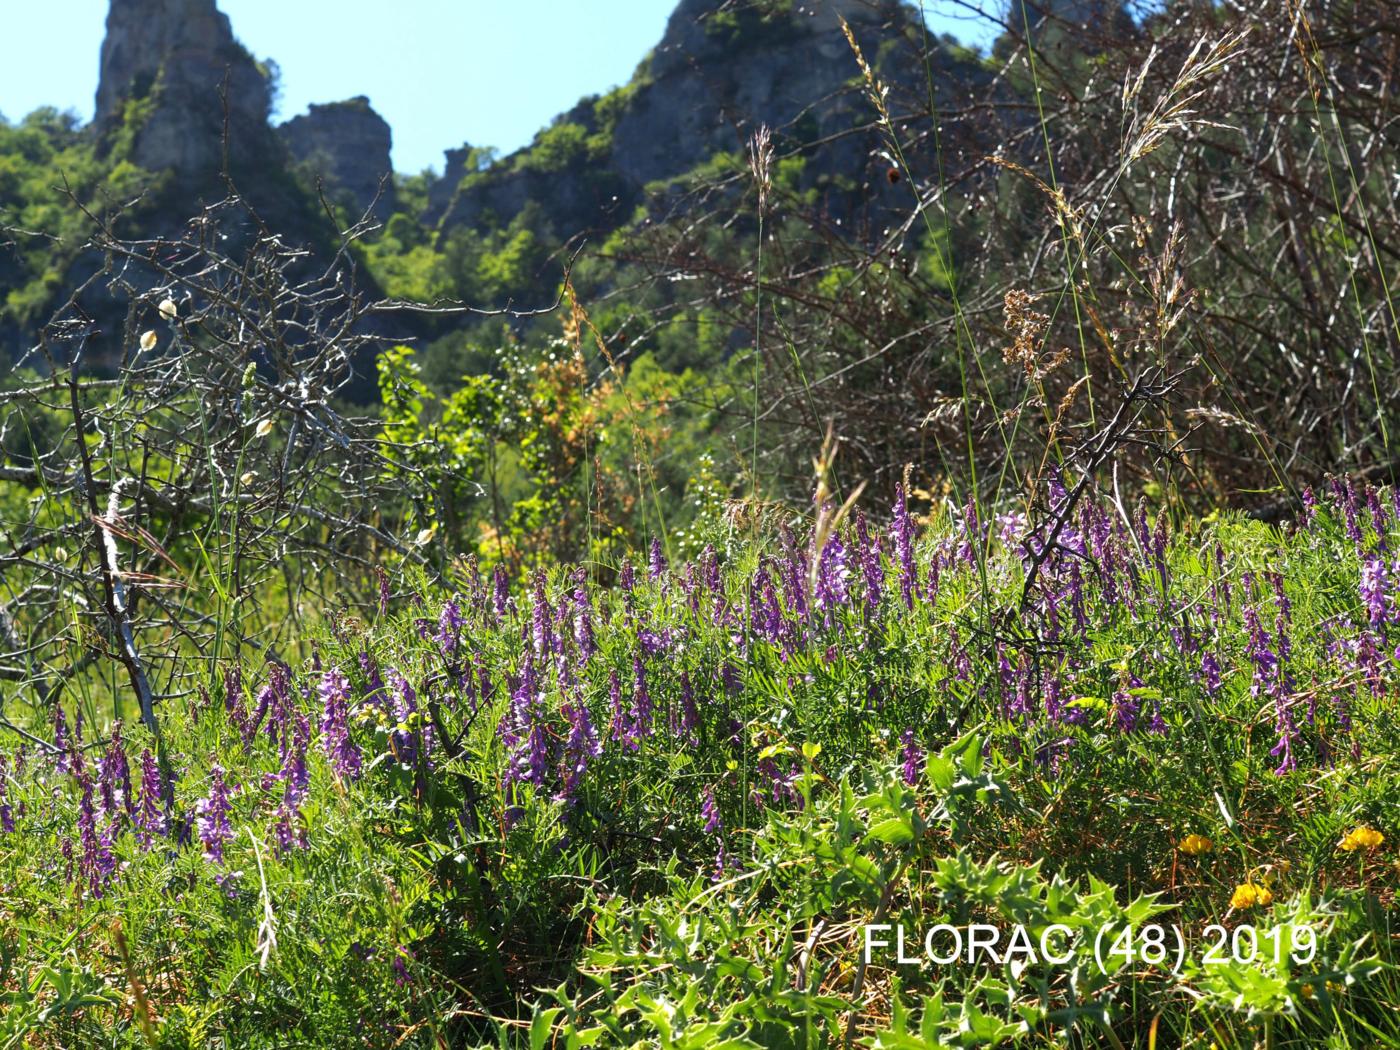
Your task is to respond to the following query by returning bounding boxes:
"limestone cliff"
[94,0,275,175]
[279,97,397,221]
[426,0,986,240]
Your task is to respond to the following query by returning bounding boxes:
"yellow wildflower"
[1230,882,1273,909]
[1338,826,1384,852]
[1179,834,1213,855]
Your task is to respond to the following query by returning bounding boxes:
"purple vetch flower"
[319,667,362,781]
[436,596,463,654]
[1351,626,1386,702]
[892,484,918,609]
[676,671,700,746]
[1243,601,1299,775]
[358,649,388,710]
[721,661,743,697]
[957,496,981,567]
[948,627,972,682]
[393,946,414,985]
[271,805,305,856]
[996,644,1015,720]
[571,568,596,666]
[1111,685,1140,734]
[0,771,11,834]
[500,652,550,789]
[557,694,602,803]
[97,723,132,819]
[615,657,653,751]
[702,544,722,594]
[701,785,722,834]
[248,662,293,748]
[607,669,626,744]
[899,728,924,786]
[753,757,800,809]
[1367,485,1389,545]
[387,668,432,764]
[1201,651,1222,695]
[1336,478,1364,547]
[637,627,675,658]
[270,716,309,845]
[995,511,1027,548]
[1009,653,1035,721]
[1047,467,1070,513]
[1151,515,1170,590]
[1360,555,1392,629]
[750,565,784,647]
[76,774,117,898]
[375,566,391,615]
[1300,485,1319,526]
[649,537,668,581]
[196,766,235,865]
[777,526,809,623]
[530,572,554,660]
[1045,672,1085,726]
[491,566,510,621]
[699,786,732,879]
[854,512,883,615]
[133,749,167,848]
[814,532,852,619]
[223,664,247,736]
[680,561,700,613]
[52,704,73,774]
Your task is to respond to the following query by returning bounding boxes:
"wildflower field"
[5,0,1400,1045]
[2,477,1396,1047]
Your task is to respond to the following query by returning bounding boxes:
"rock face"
[279,98,396,220]
[94,0,273,174]
[428,0,964,240]
[609,0,897,189]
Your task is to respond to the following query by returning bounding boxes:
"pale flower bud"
[254,418,274,438]
[139,330,158,351]
[158,298,178,321]
[415,526,437,546]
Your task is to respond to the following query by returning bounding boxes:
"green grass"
[1,484,1397,1047]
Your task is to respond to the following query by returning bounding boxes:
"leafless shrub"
[0,193,440,737]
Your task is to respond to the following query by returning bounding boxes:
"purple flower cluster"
[10,474,1399,911]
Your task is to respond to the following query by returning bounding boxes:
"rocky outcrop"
[279,97,396,221]
[94,0,274,174]
[609,0,902,189]
[427,0,968,240]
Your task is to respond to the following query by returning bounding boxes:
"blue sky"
[1,1,999,174]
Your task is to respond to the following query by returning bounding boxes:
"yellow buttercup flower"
[1230,882,1273,909]
[1338,826,1384,852]
[1179,834,1214,855]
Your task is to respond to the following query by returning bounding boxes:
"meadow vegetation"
[2,0,1399,1046]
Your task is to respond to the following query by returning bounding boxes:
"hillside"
[1,0,990,377]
